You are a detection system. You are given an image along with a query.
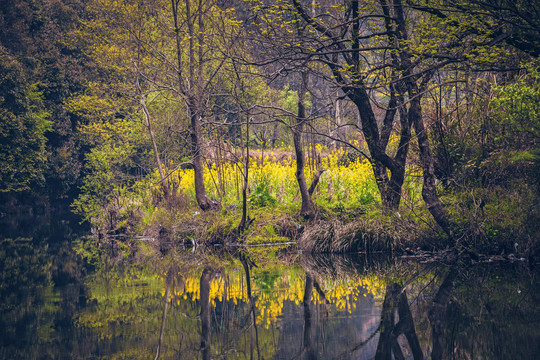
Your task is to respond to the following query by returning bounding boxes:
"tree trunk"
[173,0,218,212]
[291,0,409,214]
[294,73,316,218]
[331,98,345,149]
[237,111,250,232]
[396,289,423,360]
[375,282,423,360]
[409,94,453,237]
[155,271,173,360]
[382,97,411,211]
[189,103,219,211]
[136,76,169,198]
[239,254,261,360]
[348,87,407,213]
[302,274,316,360]
[271,122,279,149]
[375,283,400,360]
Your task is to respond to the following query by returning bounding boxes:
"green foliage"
[248,181,277,207]
[337,149,363,166]
[444,182,538,253]
[280,84,299,114]
[0,0,97,198]
[72,118,150,231]
[279,84,311,116]
[491,63,540,147]
[75,260,165,339]
[433,61,540,189]
[72,238,105,269]
[0,55,51,192]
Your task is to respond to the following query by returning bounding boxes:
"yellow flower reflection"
[161,268,386,329]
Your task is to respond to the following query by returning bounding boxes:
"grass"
[443,180,540,255]
[297,207,441,253]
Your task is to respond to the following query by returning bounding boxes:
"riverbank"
[73,147,539,261]
[123,185,539,263]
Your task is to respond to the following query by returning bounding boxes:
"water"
[1,207,539,359]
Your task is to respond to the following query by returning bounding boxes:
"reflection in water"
[200,268,215,360]
[428,269,459,360]
[155,271,173,360]
[0,238,53,359]
[239,253,261,360]
[301,274,316,360]
[374,282,423,360]
[1,230,539,359]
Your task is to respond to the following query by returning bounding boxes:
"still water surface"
[1,207,539,359]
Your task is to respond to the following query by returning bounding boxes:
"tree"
[0,54,51,192]
[410,0,540,57]
[75,0,246,211]
[293,71,318,218]
[247,1,435,229]
[170,0,224,210]
[248,0,512,235]
[248,0,412,213]
[0,0,92,198]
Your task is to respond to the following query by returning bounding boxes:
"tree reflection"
[428,269,458,360]
[199,267,215,360]
[374,282,423,360]
[149,253,539,360]
[300,271,335,360]
[239,252,261,360]
[0,237,54,358]
[15,242,534,360]
[301,274,317,360]
[373,266,469,360]
[155,270,174,360]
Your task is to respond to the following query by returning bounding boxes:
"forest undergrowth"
[74,144,539,259]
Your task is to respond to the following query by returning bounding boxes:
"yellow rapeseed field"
[156,146,386,209]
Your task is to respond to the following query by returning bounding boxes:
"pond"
[1,207,539,359]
